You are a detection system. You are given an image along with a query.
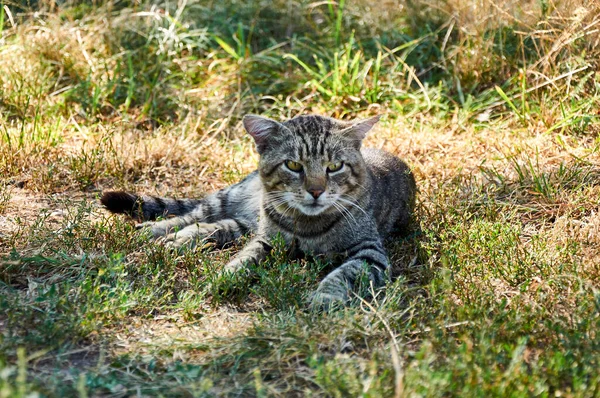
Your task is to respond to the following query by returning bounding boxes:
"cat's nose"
[308,189,324,199]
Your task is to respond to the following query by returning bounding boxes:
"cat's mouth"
[284,198,331,216]
[295,195,338,216]
[271,192,337,217]
[296,202,329,216]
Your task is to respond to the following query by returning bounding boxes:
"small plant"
[0,348,42,397]
[285,37,400,111]
[0,183,11,214]
[68,145,106,190]
[213,22,254,62]
[327,0,346,47]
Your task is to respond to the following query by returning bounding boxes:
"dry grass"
[1,0,599,396]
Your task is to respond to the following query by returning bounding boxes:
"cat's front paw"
[308,290,348,312]
[223,257,250,274]
[161,223,217,251]
[162,234,198,251]
[309,278,351,311]
[135,220,173,239]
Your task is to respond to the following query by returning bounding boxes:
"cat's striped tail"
[100,191,202,221]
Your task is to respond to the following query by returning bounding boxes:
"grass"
[1,0,600,396]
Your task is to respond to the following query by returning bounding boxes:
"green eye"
[326,161,344,173]
[285,160,303,172]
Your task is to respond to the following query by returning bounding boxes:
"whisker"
[281,202,296,219]
[331,202,348,224]
[337,201,358,224]
[333,202,353,226]
[338,196,369,217]
[339,202,357,224]
[266,198,289,211]
[353,182,369,192]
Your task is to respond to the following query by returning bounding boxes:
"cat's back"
[361,148,416,238]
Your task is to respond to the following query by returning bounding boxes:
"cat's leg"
[137,213,198,238]
[222,236,272,273]
[136,192,230,238]
[135,172,261,240]
[162,218,249,249]
[310,237,389,309]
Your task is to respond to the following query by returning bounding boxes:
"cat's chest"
[298,234,336,254]
[262,211,376,255]
[277,228,342,256]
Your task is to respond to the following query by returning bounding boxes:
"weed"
[0,184,11,214]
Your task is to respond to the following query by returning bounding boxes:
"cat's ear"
[338,115,381,145]
[243,115,283,154]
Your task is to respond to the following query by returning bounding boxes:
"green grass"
[1,0,600,396]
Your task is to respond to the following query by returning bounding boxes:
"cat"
[101,114,416,309]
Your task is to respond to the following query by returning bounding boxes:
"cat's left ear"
[243,115,284,154]
[339,115,381,142]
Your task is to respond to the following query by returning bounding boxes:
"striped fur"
[101,114,416,309]
[100,191,203,221]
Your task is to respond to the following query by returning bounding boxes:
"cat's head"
[243,114,380,216]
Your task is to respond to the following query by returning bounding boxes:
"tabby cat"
[101,114,416,308]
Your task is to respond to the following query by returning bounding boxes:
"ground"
[1,0,599,396]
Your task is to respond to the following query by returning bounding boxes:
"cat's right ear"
[243,115,282,154]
